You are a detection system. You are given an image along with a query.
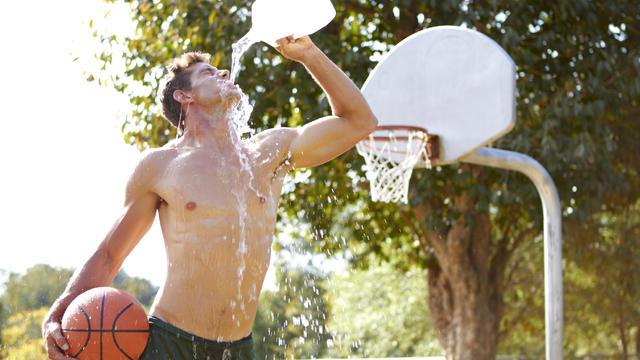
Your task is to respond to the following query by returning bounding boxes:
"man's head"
[158,52,211,129]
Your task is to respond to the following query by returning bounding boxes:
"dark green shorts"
[140,316,257,360]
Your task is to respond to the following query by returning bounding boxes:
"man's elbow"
[340,108,378,135]
[358,111,378,134]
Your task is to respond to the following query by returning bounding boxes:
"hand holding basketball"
[61,287,149,360]
[43,320,75,360]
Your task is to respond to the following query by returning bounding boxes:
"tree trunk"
[619,310,629,359]
[635,325,640,357]
[413,186,506,360]
[427,264,499,360]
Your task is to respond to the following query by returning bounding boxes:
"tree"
[0,265,72,359]
[0,264,73,316]
[0,307,48,360]
[0,265,159,359]
[563,201,640,358]
[325,259,442,358]
[111,269,159,309]
[90,1,640,359]
[252,261,331,359]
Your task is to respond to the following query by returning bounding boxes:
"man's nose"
[219,70,230,79]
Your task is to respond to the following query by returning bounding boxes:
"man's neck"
[181,104,238,149]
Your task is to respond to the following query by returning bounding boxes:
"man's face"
[187,62,241,108]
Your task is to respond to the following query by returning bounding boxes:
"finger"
[45,336,75,360]
[275,37,288,47]
[276,35,295,46]
[52,326,70,352]
[45,322,70,352]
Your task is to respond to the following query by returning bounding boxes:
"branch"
[507,226,539,258]
[399,209,432,257]
[412,203,448,259]
[492,205,521,266]
[399,208,424,240]
[504,252,526,290]
[498,282,542,340]
[342,0,377,17]
[496,226,538,291]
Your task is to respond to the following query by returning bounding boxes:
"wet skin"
[148,126,293,340]
[42,35,377,359]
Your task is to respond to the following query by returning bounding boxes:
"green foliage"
[0,307,48,360]
[495,233,546,357]
[325,260,442,358]
[111,269,159,309]
[563,200,640,356]
[252,262,331,359]
[0,264,72,316]
[498,200,640,358]
[0,265,71,359]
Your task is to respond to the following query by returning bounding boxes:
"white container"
[250,0,336,47]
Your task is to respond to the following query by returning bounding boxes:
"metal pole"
[462,147,563,360]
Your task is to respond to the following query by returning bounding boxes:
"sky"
[0,0,168,286]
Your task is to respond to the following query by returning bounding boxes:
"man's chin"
[226,87,244,105]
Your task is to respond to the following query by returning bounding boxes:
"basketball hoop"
[356,126,439,204]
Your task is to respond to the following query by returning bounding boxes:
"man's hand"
[43,320,75,360]
[275,35,319,63]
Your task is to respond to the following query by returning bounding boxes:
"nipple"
[186,201,197,210]
[259,196,266,204]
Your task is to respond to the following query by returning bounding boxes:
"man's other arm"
[275,36,378,169]
[42,150,163,360]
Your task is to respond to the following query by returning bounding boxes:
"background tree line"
[3,0,638,359]
[0,265,157,359]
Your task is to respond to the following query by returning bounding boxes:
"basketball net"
[356,128,430,204]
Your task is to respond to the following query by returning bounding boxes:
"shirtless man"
[42,35,377,359]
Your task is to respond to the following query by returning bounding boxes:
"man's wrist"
[300,45,324,65]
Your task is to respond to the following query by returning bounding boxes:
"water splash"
[230,30,258,84]
[230,92,254,138]
[226,85,271,325]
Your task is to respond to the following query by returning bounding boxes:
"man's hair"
[158,52,212,129]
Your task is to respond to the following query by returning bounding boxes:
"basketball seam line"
[66,293,149,359]
[72,305,92,358]
[112,300,140,360]
[100,290,106,360]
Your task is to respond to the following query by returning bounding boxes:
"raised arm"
[275,36,378,169]
[42,150,164,360]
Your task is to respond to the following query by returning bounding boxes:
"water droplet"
[222,349,231,360]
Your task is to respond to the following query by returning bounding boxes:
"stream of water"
[230,30,258,84]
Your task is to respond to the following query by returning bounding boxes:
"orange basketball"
[61,287,149,360]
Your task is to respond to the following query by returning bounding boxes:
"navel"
[186,201,197,210]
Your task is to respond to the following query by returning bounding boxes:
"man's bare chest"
[154,149,281,218]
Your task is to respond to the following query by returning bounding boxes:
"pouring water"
[227,0,337,320]
[229,0,336,82]
[230,30,258,84]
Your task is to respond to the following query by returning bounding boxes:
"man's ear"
[173,90,193,104]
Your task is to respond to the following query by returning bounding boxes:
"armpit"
[272,152,293,181]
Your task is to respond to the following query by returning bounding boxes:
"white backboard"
[361,26,516,166]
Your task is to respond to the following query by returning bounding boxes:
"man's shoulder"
[249,127,298,147]
[145,143,180,159]
[135,146,178,173]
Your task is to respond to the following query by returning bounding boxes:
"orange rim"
[369,125,429,142]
